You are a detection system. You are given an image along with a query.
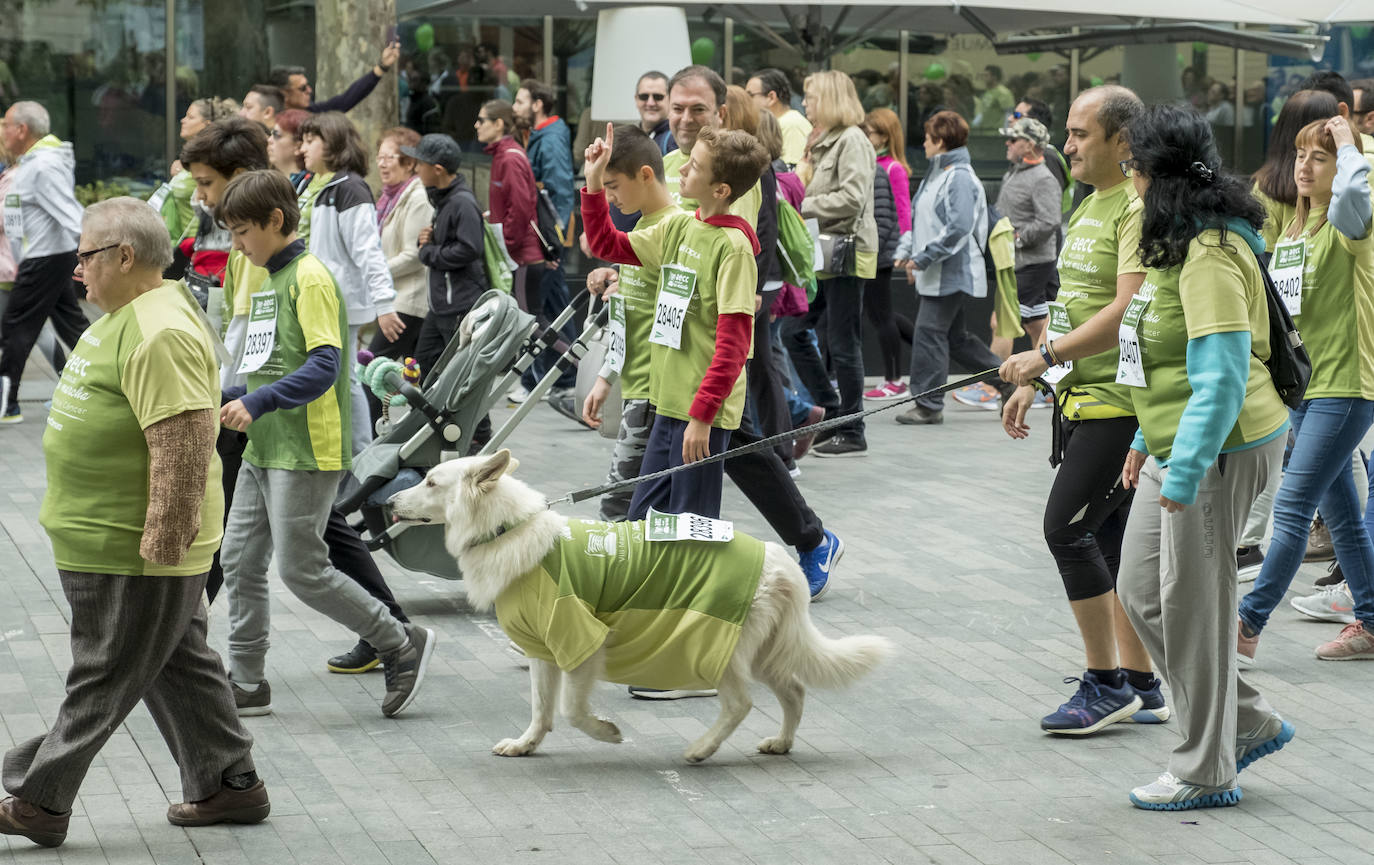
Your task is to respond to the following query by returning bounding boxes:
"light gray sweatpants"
[222,463,406,684]
[1118,436,1285,788]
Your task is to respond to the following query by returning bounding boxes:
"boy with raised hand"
[581,126,683,521]
[581,127,844,604]
[215,169,434,719]
[581,122,767,519]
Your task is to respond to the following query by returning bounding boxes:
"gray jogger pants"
[222,463,406,684]
[599,398,654,522]
[1118,436,1284,788]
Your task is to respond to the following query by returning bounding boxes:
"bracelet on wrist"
[1039,341,1056,367]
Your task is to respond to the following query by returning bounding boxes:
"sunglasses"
[636,92,666,102]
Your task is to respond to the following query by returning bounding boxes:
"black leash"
[548,368,1006,506]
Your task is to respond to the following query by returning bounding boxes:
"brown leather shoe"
[166,780,270,827]
[0,796,69,848]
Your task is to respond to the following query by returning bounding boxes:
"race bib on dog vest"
[1116,293,1149,388]
[1270,239,1304,317]
[237,290,278,374]
[650,264,696,350]
[645,508,734,542]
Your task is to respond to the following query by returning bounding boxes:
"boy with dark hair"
[184,121,414,676]
[215,169,434,719]
[581,123,766,519]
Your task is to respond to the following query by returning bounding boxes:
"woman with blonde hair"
[723,85,759,137]
[788,69,877,457]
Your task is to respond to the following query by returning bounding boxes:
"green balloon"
[1026,52,1041,62]
[415,22,434,54]
[691,37,716,66]
[1192,41,1208,53]
[1352,25,1372,39]
[1090,76,1104,87]
[924,62,946,81]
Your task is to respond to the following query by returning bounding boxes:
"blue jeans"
[770,318,815,426]
[1239,398,1374,633]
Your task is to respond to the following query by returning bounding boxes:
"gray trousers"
[1239,442,1284,547]
[223,464,406,684]
[600,398,654,522]
[3,571,254,812]
[1119,436,1284,788]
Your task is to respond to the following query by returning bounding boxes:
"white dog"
[388,450,894,764]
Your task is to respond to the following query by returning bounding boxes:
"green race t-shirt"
[494,518,764,689]
[627,213,757,429]
[617,204,681,400]
[1130,230,1289,460]
[296,171,335,246]
[39,282,224,576]
[242,252,352,471]
[662,149,762,228]
[152,170,198,243]
[1253,183,1294,254]
[1286,206,1374,400]
[1053,180,1144,416]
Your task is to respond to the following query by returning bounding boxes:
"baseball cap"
[997,117,1050,149]
[400,133,462,173]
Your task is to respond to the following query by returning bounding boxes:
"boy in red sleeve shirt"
[581,123,768,518]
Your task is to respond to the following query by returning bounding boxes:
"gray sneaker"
[896,405,943,425]
[231,680,271,717]
[381,625,436,718]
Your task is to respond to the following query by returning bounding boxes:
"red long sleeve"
[689,312,752,425]
[580,188,642,265]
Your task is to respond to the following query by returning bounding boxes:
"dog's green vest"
[494,518,764,689]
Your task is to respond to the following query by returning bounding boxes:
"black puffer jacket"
[872,162,900,268]
[418,175,487,316]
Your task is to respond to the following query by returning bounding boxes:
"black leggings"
[862,268,913,382]
[1043,416,1139,601]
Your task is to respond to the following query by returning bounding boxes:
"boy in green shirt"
[581,126,684,521]
[215,170,433,719]
[581,123,768,520]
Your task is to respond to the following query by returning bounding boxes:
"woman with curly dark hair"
[1115,105,1294,812]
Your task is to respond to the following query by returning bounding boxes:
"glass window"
[394,15,545,150]
[3,0,169,193]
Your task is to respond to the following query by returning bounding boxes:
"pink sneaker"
[1237,618,1259,668]
[1315,621,1374,660]
[864,381,908,401]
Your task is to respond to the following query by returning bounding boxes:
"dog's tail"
[757,548,895,690]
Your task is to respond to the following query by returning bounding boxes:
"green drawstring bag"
[776,197,819,302]
[482,220,515,294]
[988,216,1023,339]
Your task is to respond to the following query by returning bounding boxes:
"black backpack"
[1251,250,1311,409]
[532,186,565,262]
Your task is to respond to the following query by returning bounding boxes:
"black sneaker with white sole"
[381,625,436,717]
[1236,546,1264,583]
[812,432,867,458]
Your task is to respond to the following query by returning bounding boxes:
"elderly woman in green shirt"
[1114,106,1293,813]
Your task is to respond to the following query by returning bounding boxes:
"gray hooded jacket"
[4,135,82,264]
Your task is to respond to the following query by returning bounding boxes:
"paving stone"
[4,382,1374,864]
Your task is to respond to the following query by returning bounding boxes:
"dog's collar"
[460,511,542,553]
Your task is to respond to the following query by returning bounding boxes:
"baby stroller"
[338,288,608,580]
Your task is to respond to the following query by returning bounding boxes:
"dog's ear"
[472,449,512,492]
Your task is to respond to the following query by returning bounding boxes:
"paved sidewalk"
[3,384,1373,865]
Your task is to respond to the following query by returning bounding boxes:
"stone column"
[314,0,398,192]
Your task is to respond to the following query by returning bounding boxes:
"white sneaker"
[507,383,531,404]
[1129,772,1241,811]
[1290,582,1356,624]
